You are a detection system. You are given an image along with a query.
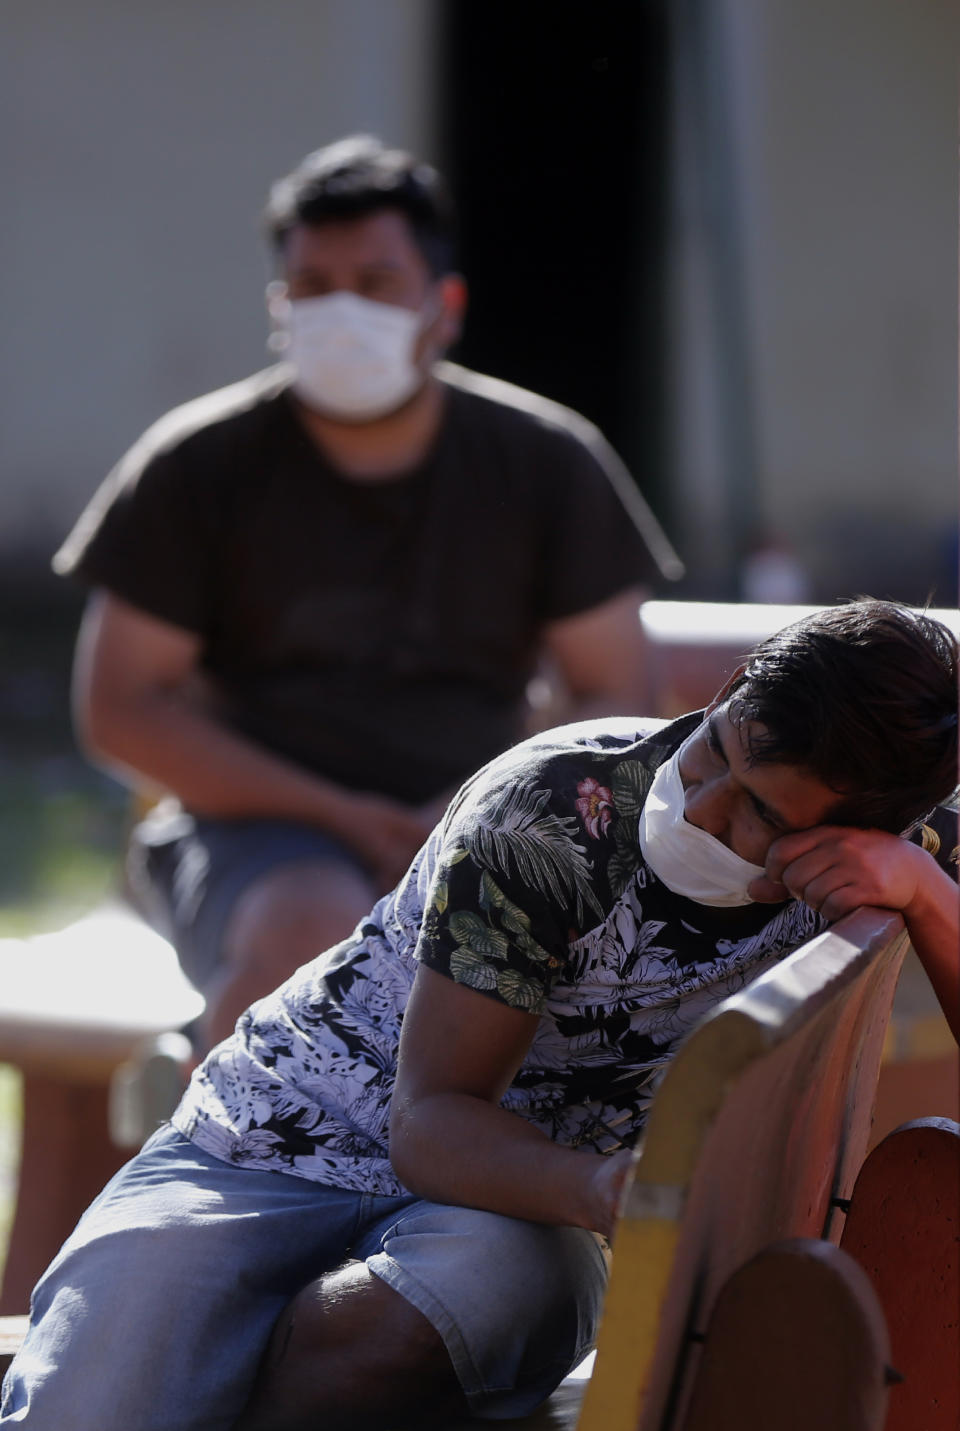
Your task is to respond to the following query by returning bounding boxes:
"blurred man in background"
[54,135,681,1047]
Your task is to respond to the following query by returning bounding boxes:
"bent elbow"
[74,691,123,765]
[388,1094,426,1193]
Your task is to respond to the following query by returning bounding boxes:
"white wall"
[0,0,438,556]
[670,0,957,602]
[5,0,956,604]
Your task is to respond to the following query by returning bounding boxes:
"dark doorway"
[438,1,672,518]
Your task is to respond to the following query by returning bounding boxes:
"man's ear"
[434,274,468,349]
[265,278,288,314]
[265,280,290,354]
[705,663,748,715]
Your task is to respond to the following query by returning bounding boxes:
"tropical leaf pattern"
[174,713,826,1191]
[466,778,604,925]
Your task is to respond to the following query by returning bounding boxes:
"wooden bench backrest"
[578,906,910,1431]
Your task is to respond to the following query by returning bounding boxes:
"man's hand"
[76,592,435,891]
[748,825,928,921]
[334,792,436,891]
[751,823,960,1047]
[586,1148,638,1242]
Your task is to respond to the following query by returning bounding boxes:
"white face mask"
[271,290,431,421]
[639,744,767,907]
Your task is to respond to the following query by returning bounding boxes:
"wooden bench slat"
[0,1314,27,1355]
[677,1240,890,1431]
[577,908,909,1431]
[840,1119,960,1431]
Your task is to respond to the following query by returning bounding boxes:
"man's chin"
[293,377,432,426]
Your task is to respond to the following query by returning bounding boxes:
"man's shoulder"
[127,365,292,466]
[522,715,675,755]
[453,714,695,813]
[436,361,603,450]
[435,363,685,585]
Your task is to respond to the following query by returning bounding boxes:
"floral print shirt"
[173,713,823,1193]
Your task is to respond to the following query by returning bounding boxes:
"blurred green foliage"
[0,775,126,936]
[0,587,127,935]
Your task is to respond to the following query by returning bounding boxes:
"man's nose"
[683,778,731,843]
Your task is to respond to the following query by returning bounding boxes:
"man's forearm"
[82,685,356,827]
[904,864,960,1045]
[390,1089,630,1239]
[81,685,436,887]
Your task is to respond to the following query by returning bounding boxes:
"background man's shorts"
[126,801,370,988]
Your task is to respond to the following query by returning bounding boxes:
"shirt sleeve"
[533,415,683,622]
[52,426,218,636]
[414,748,613,1013]
[910,803,959,881]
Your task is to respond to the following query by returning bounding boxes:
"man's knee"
[376,1204,607,1346]
[365,1205,607,1418]
[224,861,375,970]
[237,1261,466,1431]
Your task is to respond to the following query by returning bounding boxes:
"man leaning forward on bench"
[2,599,957,1431]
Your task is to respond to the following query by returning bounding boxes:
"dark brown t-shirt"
[54,362,679,802]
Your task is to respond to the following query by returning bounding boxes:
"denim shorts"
[1,1126,607,1430]
[126,804,369,988]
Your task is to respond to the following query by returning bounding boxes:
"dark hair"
[726,598,959,834]
[263,134,457,276]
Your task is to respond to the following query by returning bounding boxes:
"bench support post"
[0,1075,128,1314]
